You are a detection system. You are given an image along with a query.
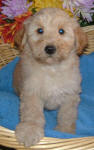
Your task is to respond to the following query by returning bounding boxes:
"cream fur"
[13,8,87,147]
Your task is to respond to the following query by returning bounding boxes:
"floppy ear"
[14,17,32,51]
[74,27,88,55]
[14,25,26,51]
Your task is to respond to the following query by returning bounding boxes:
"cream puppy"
[14,8,87,147]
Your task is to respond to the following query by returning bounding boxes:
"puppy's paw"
[55,124,75,134]
[15,122,44,147]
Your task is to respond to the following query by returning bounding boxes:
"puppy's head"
[15,8,88,64]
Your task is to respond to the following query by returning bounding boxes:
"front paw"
[15,122,44,147]
[55,123,75,134]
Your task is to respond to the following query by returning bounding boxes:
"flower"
[31,0,73,17]
[0,11,32,45]
[75,7,94,22]
[63,0,74,12]
[0,0,3,12]
[32,0,62,11]
[1,0,33,19]
[62,0,94,22]
[75,0,94,22]
[0,0,2,7]
[0,14,6,25]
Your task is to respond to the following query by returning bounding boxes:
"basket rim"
[82,25,94,32]
[1,126,94,149]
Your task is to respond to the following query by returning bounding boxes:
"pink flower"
[1,0,32,19]
[62,0,94,22]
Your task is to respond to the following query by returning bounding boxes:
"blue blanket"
[0,53,94,139]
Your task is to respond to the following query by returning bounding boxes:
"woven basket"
[0,25,94,150]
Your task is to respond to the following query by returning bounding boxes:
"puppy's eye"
[59,29,64,35]
[37,28,44,34]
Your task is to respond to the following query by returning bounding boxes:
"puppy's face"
[15,8,88,64]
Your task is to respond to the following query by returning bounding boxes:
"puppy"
[13,8,88,147]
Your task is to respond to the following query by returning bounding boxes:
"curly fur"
[13,8,88,147]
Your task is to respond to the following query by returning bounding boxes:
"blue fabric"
[0,53,94,139]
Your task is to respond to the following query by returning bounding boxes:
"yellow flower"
[28,0,73,17]
[32,0,62,11]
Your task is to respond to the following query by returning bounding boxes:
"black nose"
[45,45,56,55]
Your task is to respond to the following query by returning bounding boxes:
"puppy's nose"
[45,45,56,55]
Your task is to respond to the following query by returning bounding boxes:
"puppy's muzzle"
[45,45,56,55]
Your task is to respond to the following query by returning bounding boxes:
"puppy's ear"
[14,17,32,51]
[14,25,26,51]
[74,26,88,55]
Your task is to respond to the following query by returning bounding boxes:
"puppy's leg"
[56,94,80,134]
[16,93,45,147]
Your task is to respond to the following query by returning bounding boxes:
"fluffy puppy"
[13,8,88,147]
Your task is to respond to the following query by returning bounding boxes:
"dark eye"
[59,29,64,35]
[37,28,44,34]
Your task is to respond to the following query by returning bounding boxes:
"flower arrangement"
[0,0,94,45]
